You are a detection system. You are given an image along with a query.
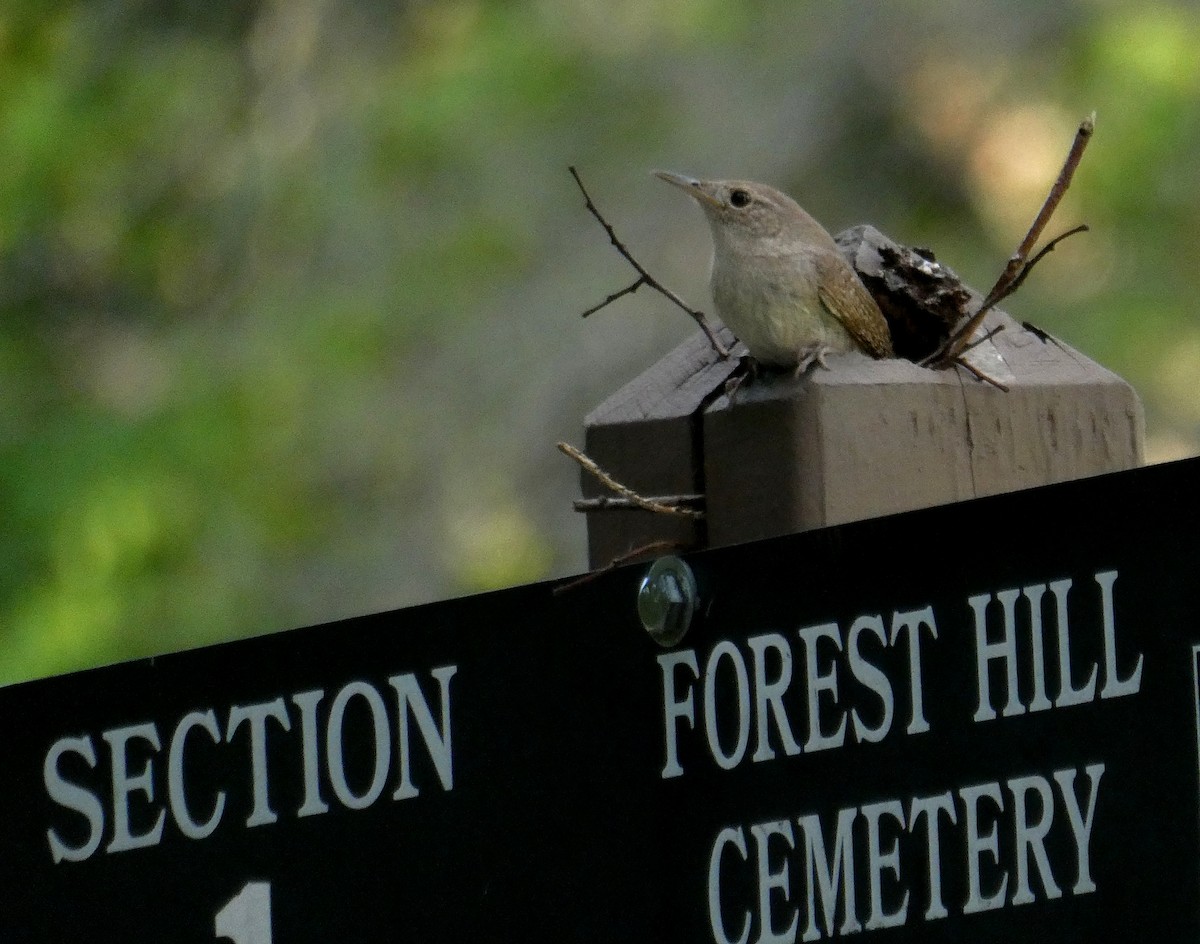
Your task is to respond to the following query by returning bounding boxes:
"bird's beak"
[654,170,722,209]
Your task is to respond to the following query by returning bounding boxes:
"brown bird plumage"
[656,172,893,368]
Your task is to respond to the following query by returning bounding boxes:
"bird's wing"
[814,253,894,358]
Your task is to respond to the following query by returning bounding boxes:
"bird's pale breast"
[710,249,854,367]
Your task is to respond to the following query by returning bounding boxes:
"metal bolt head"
[638,556,698,647]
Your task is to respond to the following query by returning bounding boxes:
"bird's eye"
[730,189,751,208]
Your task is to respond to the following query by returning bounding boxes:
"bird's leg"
[794,343,834,376]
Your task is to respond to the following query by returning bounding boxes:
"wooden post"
[581,327,738,568]
[581,313,1143,568]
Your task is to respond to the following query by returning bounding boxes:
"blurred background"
[2,0,1197,683]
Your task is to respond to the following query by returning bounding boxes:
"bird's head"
[654,171,835,254]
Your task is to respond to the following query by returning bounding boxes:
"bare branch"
[953,356,1010,391]
[1002,224,1089,300]
[934,112,1095,365]
[982,113,1094,311]
[570,166,730,358]
[552,539,689,595]
[957,323,1006,356]
[557,441,705,519]
[574,494,705,513]
[580,276,647,318]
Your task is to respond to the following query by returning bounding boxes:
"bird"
[655,171,893,372]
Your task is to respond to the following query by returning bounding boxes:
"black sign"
[3,458,1200,942]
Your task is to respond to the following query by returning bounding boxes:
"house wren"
[656,171,893,369]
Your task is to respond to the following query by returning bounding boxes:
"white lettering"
[971,590,1026,723]
[908,792,956,920]
[44,736,104,863]
[1021,583,1054,712]
[1048,579,1097,708]
[1096,571,1142,699]
[167,710,226,840]
[704,641,752,770]
[709,765,1104,938]
[227,699,292,827]
[292,690,329,817]
[961,781,1008,913]
[799,624,846,754]
[862,799,908,930]
[889,607,937,735]
[390,665,457,799]
[327,681,391,810]
[748,634,802,762]
[103,722,166,853]
[709,826,751,944]
[799,807,860,940]
[1054,763,1104,894]
[751,820,799,944]
[658,650,699,778]
[1008,774,1062,905]
[848,615,894,744]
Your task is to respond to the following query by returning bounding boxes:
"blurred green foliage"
[2,0,1198,683]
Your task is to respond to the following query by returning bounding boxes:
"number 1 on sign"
[215,881,272,944]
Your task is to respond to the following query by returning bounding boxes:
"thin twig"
[570,166,730,358]
[574,494,705,513]
[983,114,1094,309]
[958,323,1006,356]
[1002,224,1089,300]
[552,539,689,595]
[935,112,1095,365]
[954,357,1010,392]
[580,276,647,317]
[557,441,705,519]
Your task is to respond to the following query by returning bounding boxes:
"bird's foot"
[794,344,835,376]
[723,354,760,399]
